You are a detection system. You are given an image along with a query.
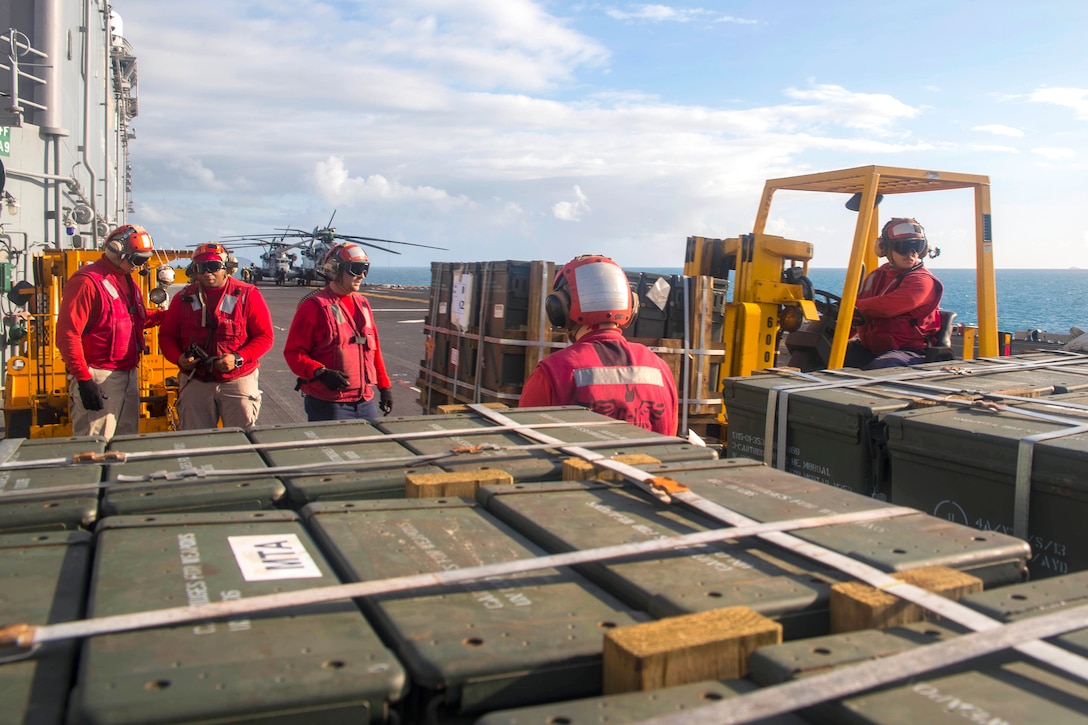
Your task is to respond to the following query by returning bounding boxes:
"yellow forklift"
[3,249,193,438]
[683,165,999,421]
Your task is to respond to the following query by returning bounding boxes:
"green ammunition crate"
[0,436,104,532]
[478,471,850,640]
[475,677,810,724]
[0,530,92,724]
[748,572,1088,724]
[724,363,1088,499]
[67,511,406,724]
[102,428,285,515]
[379,407,715,482]
[629,458,1031,589]
[249,419,430,505]
[884,391,1088,579]
[302,498,646,719]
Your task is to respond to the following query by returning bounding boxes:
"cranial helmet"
[545,255,637,330]
[104,224,154,261]
[321,242,370,279]
[192,241,229,264]
[879,218,929,258]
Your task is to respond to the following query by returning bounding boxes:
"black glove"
[77,378,105,411]
[379,387,393,416]
[316,368,351,391]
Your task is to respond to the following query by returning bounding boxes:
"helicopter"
[221,211,446,285]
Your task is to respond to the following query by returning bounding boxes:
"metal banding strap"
[573,366,664,388]
[0,419,631,471]
[0,434,681,496]
[1008,411,1088,539]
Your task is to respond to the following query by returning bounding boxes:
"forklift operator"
[844,218,944,370]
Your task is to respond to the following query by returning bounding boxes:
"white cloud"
[553,186,591,221]
[972,124,1024,137]
[313,157,472,212]
[604,5,756,24]
[1028,87,1088,119]
[165,157,231,192]
[1031,147,1077,160]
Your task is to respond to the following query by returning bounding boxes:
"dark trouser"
[844,341,926,370]
[304,393,379,422]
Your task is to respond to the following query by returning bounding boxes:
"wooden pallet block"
[829,565,984,633]
[405,469,514,499]
[562,453,662,481]
[603,607,782,694]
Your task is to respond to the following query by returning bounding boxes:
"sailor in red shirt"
[844,218,944,370]
[159,242,274,430]
[56,224,163,439]
[519,255,679,436]
[284,243,393,422]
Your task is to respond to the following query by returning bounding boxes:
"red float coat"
[854,263,943,355]
[519,328,679,436]
[56,257,149,379]
[284,287,391,403]
[159,277,273,382]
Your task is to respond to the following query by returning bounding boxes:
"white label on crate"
[647,276,671,310]
[494,303,504,319]
[439,301,447,314]
[451,272,474,331]
[228,534,323,581]
[451,347,460,367]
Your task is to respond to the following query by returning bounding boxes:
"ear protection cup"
[104,226,132,254]
[625,290,639,329]
[545,288,570,328]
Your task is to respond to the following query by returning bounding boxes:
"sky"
[116,1,1088,271]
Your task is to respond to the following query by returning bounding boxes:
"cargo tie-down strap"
[462,405,1088,681]
[0,505,920,656]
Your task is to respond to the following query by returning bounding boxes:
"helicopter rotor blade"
[335,234,447,251]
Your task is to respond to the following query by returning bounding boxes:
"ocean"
[361,266,1088,335]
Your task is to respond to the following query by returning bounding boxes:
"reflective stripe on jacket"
[535,328,678,435]
[71,257,146,370]
[297,288,380,403]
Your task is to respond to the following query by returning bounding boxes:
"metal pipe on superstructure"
[76,0,99,249]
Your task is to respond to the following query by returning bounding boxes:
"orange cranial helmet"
[321,243,370,279]
[104,224,154,261]
[193,242,229,264]
[545,255,636,329]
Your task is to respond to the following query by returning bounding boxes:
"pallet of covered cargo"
[418,260,564,410]
[722,355,1088,499]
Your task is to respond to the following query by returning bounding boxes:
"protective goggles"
[122,252,152,266]
[344,261,370,277]
[193,260,225,274]
[887,240,922,256]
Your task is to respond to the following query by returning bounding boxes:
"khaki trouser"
[68,367,140,440]
[176,368,262,431]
